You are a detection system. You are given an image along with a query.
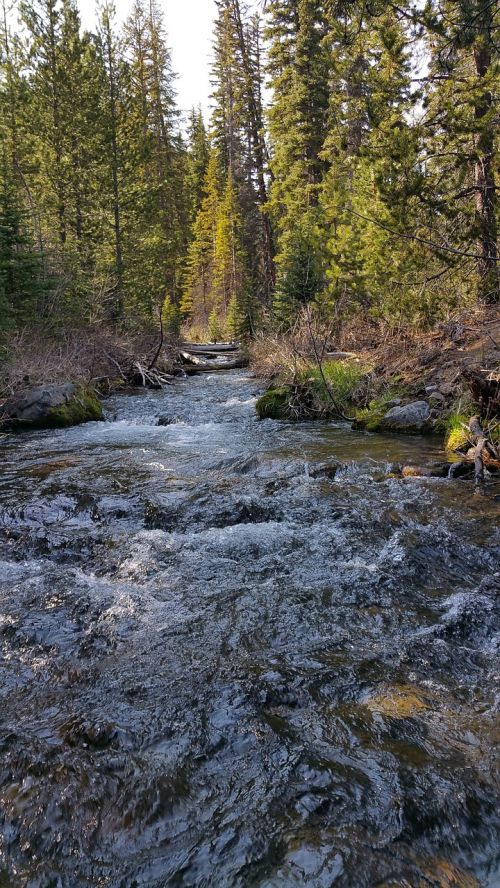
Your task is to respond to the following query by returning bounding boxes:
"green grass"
[444,411,500,452]
[443,412,471,452]
[297,360,366,411]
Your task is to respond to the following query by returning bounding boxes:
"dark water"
[0,372,499,888]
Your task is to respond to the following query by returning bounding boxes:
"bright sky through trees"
[78,0,218,113]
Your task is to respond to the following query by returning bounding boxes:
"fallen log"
[182,358,249,374]
[181,342,240,355]
[324,351,360,360]
[184,349,241,359]
[180,351,207,366]
[180,350,248,372]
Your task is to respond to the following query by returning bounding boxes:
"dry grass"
[250,305,500,389]
[0,326,179,398]
[249,308,342,381]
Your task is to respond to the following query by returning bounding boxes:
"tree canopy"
[0,0,497,339]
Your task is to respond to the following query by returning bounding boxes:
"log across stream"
[0,371,499,887]
[179,341,249,374]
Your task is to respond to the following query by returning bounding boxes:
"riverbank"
[251,305,500,455]
[0,331,250,432]
[0,326,181,398]
[2,309,498,452]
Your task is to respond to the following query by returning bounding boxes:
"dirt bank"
[251,306,500,456]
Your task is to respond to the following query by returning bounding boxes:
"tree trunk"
[230,2,275,298]
[473,2,498,303]
[103,8,124,321]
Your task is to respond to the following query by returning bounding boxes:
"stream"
[0,371,499,888]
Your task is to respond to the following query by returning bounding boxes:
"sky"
[78,0,218,115]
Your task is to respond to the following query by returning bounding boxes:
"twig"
[305,305,354,422]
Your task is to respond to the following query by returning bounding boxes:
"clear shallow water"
[0,372,499,888]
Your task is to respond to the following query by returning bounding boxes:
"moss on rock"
[256,387,291,420]
[1,383,103,431]
[355,398,436,435]
[46,387,103,428]
[353,389,408,432]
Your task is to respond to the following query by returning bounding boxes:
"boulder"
[439,382,457,397]
[380,400,432,433]
[0,384,103,431]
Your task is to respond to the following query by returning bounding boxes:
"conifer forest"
[1,0,498,342]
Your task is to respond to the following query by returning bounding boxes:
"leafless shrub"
[249,308,339,381]
[0,326,179,397]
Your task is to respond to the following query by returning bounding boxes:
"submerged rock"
[0,384,103,431]
[402,463,450,478]
[364,686,433,718]
[308,461,340,480]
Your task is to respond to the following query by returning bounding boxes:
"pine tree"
[186,107,209,219]
[265,0,330,323]
[210,0,272,311]
[318,4,433,323]
[121,0,189,324]
[214,171,246,313]
[96,0,124,320]
[0,156,47,326]
[21,0,67,250]
[420,0,498,303]
[180,147,220,324]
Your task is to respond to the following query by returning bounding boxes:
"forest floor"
[349,305,500,399]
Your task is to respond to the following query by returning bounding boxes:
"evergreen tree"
[121,0,189,324]
[266,0,330,323]
[1,0,496,338]
[420,0,499,303]
[214,171,246,312]
[321,5,425,321]
[21,0,67,251]
[186,107,209,219]
[96,0,124,320]
[0,156,47,326]
[180,147,220,325]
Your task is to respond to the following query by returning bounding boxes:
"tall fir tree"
[121,0,189,325]
[266,0,330,325]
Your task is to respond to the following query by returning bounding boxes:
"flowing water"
[0,372,499,888]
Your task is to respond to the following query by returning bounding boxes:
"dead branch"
[469,415,499,492]
[148,311,164,372]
